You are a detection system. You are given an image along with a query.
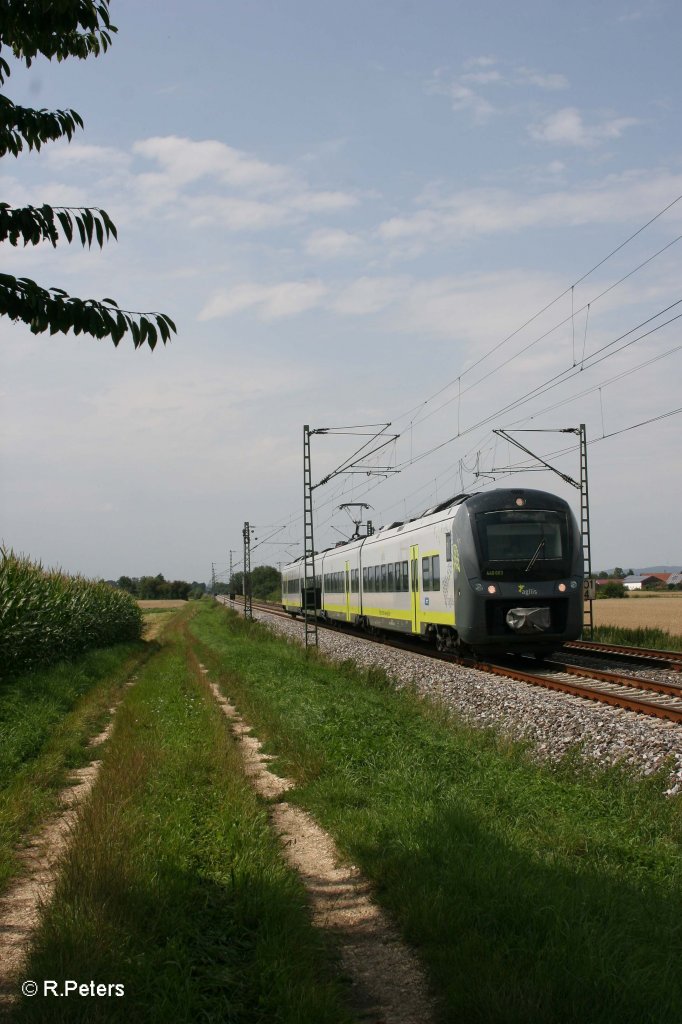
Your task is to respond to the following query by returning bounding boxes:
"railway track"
[223,598,682,725]
[564,638,682,671]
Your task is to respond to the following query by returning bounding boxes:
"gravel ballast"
[244,606,682,796]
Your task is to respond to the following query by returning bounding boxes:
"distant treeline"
[115,575,207,601]
[114,566,282,602]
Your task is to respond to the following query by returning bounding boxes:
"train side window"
[387,563,394,591]
[381,564,387,592]
[362,566,368,591]
[422,557,431,591]
[402,561,409,591]
[367,567,374,593]
[446,534,452,562]
[432,555,440,590]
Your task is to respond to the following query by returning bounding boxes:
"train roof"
[281,487,574,572]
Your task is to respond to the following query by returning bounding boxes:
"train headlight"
[557,582,567,593]
[515,497,525,506]
[487,584,498,594]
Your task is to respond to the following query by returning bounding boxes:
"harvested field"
[593,594,682,635]
[137,599,187,609]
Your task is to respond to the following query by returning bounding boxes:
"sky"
[1,0,681,583]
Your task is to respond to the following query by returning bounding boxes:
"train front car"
[453,489,583,657]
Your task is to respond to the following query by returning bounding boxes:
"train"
[281,487,584,657]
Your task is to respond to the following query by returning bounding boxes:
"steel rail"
[564,639,682,671]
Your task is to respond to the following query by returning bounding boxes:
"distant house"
[622,574,664,590]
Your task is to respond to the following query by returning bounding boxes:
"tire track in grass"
[0,677,137,1009]
[201,666,435,1024]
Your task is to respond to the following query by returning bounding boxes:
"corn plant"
[0,548,143,678]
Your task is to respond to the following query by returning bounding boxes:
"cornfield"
[0,548,143,678]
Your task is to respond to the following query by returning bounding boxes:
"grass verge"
[592,623,682,652]
[190,603,682,1024]
[11,612,352,1024]
[0,641,150,896]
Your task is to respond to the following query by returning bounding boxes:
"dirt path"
[0,686,133,1010]
[204,669,436,1024]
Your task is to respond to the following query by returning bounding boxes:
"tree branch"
[0,274,177,349]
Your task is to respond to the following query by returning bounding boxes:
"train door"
[410,544,420,634]
[345,561,351,622]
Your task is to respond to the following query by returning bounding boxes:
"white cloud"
[288,190,358,213]
[377,170,682,244]
[198,281,327,321]
[463,56,498,69]
[461,70,503,85]
[427,74,495,121]
[514,67,568,90]
[388,271,564,342]
[184,194,292,230]
[528,107,639,147]
[427,60,570,123]
[305,228,363,259]
[132,136,293,192]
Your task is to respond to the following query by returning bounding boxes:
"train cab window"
[446,534,452,562]
[387,563,394,591]
[432,555,440,590]
[402,561,409,591]
[422,557,432,591]
[380,564,387,592]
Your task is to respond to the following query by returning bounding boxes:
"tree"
[612,567,626,579]
[0,0,176,348]
[116,575,136,595]
[228,572,244,595]
[597,581,627,599]
[251,565,281,600]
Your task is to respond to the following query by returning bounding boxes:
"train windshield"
[475,509,570,579]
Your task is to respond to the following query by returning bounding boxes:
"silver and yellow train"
[281,488,584,656]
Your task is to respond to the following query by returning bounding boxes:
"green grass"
[0,642,149,895]
[592,623,682,652]
[190,603,682,1024]
[12,612,352,1024]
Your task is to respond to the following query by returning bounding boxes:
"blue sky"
[1,0,681,581]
